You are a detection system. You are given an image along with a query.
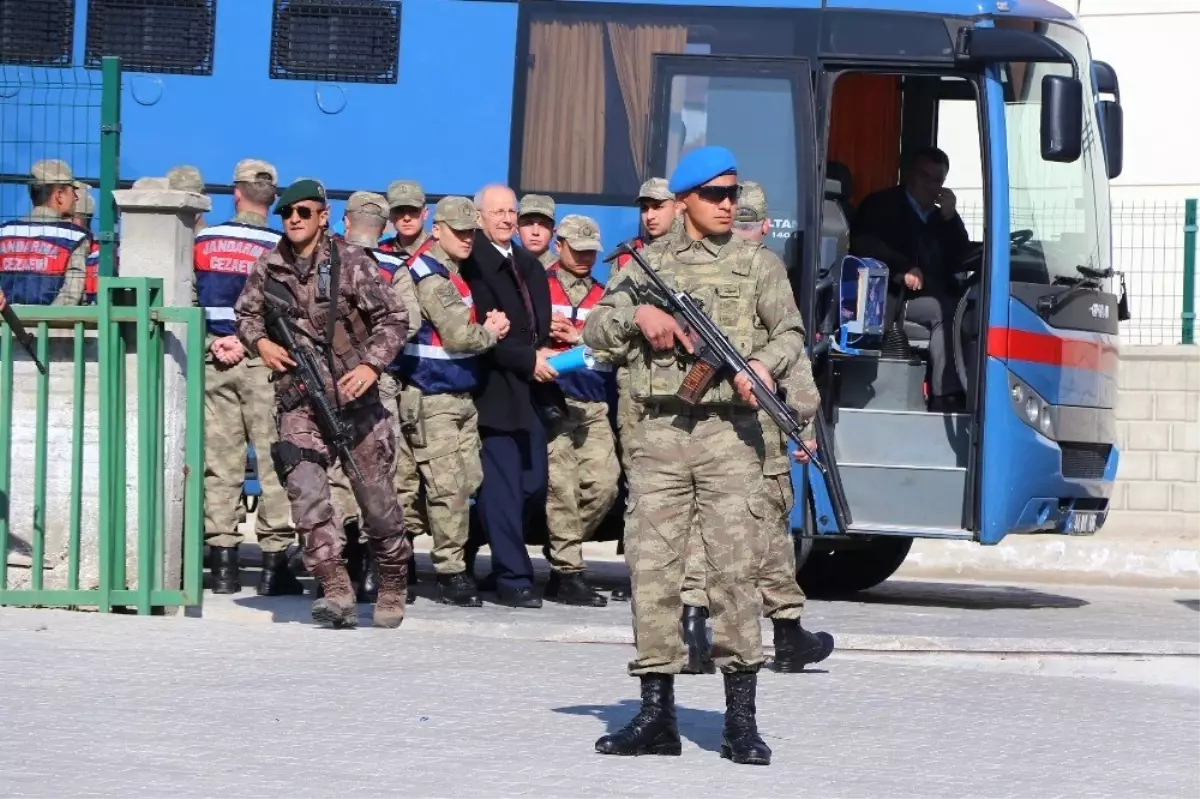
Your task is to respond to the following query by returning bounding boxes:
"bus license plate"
[1066,511,1100,535]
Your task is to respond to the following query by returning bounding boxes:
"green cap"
[556,214,601,252]
[386,179,425,210]
[274,178,327,214]
[433,196,480,231]
[346,190,388,219]
[636,177,673,203]
[518,193,555,221]
[736,181,767,223]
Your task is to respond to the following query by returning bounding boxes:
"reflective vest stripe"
[393,253,480,393]
[547,270,612,403]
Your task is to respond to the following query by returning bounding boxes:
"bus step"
[837,462,967,530]
[834,407,970,469]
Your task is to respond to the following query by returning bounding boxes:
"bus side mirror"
[1041,74,1083,163]
[1098,99,1124,179]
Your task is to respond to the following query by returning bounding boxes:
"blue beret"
[668,146,738,194]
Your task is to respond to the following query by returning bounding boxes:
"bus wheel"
[798,537,913,598]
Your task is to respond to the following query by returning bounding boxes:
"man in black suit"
[461,184,564,608]
[850,146,973,412]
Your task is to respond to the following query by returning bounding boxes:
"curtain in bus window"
[606,22,689,183]
[521,20,607,194]
[826,73,901,206]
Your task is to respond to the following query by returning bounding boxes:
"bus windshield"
[1000,21,1112,288]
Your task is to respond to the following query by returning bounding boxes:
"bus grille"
[1060,443,1112,480]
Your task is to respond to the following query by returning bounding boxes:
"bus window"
[936,78,985,240]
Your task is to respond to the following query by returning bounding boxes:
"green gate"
[0,280,206,613]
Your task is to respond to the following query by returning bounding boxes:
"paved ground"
[0,604,1196,798]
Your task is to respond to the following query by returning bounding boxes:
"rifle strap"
[324,235,341,348]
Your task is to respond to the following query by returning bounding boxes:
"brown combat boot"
[373,565,408,629]
[310,560,358,629]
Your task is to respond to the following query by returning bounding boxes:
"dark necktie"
[505,254,537,343]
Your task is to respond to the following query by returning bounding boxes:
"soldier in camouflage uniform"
[679,180,834,673]
[235,179,412,629]
[167,164,207,231]
[543,215,619,607]
[517,194,557,268]
[606,177,678,602]
[0,160,86,306]
[392,196,511,607]
[379,180,432,262]
[585,147,801,766]
[196,159,303,596]
[327,190,423,603]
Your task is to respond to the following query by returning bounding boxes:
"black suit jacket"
[461,230,564,432]
[849,185,971,326]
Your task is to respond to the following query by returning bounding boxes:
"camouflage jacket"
[418,243,497,355]
[582,231,806,408]
[235,234,408,406]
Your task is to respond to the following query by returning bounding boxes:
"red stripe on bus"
[987,328,1119,372]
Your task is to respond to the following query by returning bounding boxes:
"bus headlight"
[1009,373,1056,440]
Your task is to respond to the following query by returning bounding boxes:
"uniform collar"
[672,230,730,257]
[396,229,428,255]
[555,268,594,293]
[429,243,462,274]
[232,210,268,227]
[27,206,65,222]
[344,231,378,248]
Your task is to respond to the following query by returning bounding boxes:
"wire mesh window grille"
[85,0,216,75]
[0,0,75,67]
[270,0,401,85]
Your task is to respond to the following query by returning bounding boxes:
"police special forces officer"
[235,179,412,629]
[584,147,806,766]
[0,160,87,306]
[196,159,303,596]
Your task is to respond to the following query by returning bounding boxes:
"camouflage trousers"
[203,354,294,553]
[625,406,771,674]
[546,398,620,573]
[277,400,411,573]
[396,390,482,575]
[679,420,805,619]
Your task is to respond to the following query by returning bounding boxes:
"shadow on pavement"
[846,580,1089,611]
[1176,599,1199,612]
[554,699,725,753]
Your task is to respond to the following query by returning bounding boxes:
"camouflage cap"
[72,181,95,217]
[736,180,768,223]
[30,159,73,185]
[274,178,327,213]
[346,190,388,219]
[518,193,555,221]
[433,196,480,231]
[636,177,673,203]
[556,214,601,252]
[232,158,278,186]
[386,179,425,210]
[167,165,205,194]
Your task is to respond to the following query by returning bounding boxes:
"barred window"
[0,0,75,67]
[85,0,216,75]
[270,0,401,85]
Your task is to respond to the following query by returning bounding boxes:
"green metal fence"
[0,56,122,279]
[0,278,206,613]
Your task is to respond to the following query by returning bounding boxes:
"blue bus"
[1,0,1125,595]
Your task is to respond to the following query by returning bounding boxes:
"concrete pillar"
[113,185,210,606]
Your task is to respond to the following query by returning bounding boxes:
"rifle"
[262,281,367,486]
[1,305,47,375]
[605,242,825,475]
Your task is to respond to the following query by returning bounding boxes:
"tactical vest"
[393,254,479,395]
[631,236,766,407]
[84,239,100,304]
[548,270,613,404]
[0,220,88,305]
[195,222,281,336]
[378,233,434,266]
[614,237,644,272]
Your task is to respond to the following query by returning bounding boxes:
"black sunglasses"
[694,185,740,204]
[279,205,317,220]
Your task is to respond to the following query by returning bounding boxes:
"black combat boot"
[547,571,608,607]
[595,675,682,757]
[436,571,483,607]
[610,579,632,602]
[310,560,358,629]
[406,550,418,604]
[721,671,771,766]
[257,550,304,597]
[209,546,241,594]
[681,605,715,674]
[357,546,380,604]
[772,618,835,672]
